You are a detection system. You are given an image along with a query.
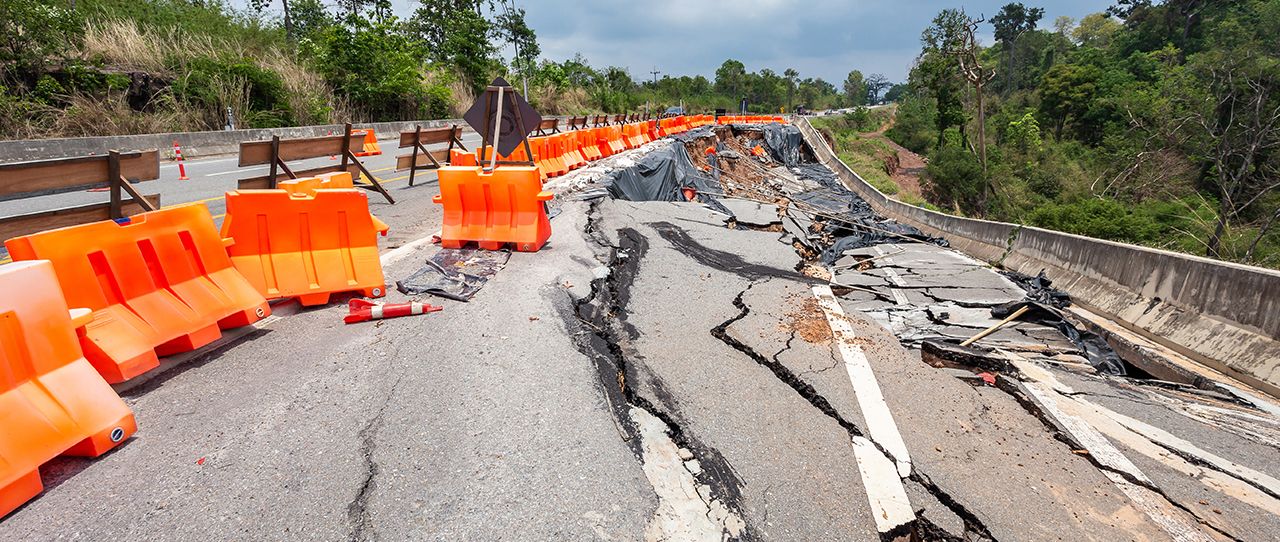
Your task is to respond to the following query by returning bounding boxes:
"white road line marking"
[851,436,916,535]
[888,289,909,306]
[881,267,908,288]
[1004,353,1216,542]
[379,231,440,266]
[812,285,913,478]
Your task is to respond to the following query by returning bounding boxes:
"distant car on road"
[661,106,684,118]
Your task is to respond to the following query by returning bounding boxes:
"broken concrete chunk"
[719,199,780,227]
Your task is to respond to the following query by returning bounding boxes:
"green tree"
[409,0,495,93]
[1038,63,1101,139]
[715,59,747,100]
[991,2,1044,93]
[783,67,798,111]
[1073,13,1120,48]
[494,1,539,85]
[843,70,866,106]
[0,1,81,86]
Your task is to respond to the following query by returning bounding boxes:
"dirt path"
[865,106,925,200]
[878,134,925,199]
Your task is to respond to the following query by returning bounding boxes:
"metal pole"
[486,86,505,173]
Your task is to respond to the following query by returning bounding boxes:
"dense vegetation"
[5,0,1276,267]
[1,0,860,140]
[873,0,1280,267]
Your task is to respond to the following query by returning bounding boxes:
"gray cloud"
[236,0,1117,83]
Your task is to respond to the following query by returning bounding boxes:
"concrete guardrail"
[795,116,1280,397]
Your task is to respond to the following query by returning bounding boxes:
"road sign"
[463,77,542,158]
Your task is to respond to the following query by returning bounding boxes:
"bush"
[926,146,985,208]
[885,96,936,155]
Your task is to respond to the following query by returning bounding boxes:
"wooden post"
[409,125,422,187]
[267,136,281,189]
[107,150,122,218]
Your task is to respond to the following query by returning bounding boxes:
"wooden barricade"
[395,125,469,187]
[535,118,560,136]
[0,150,161,242]
[236,123,394,204]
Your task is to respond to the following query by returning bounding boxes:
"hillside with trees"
[1,0,850,140]
[874,0,1280,267]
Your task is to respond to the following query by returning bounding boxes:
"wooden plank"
[395,150,450,171]
[398,126,461,148]
[237,163,359,190]
[0,194,160,241]
[538,118,558,133]
[238,135,359,166]
[0,150,159,199]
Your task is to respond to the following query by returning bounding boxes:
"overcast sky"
[242,0,1118,83]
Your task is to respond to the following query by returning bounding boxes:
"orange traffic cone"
[344,299,442,324]
[173,140,189,180]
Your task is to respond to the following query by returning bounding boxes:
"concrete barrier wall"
[796,116,1280,396]
[0,116,577,161]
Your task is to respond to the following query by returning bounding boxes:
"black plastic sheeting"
[396,248,511,302]
[733,123,804,167]
[995,270,1127,376]
[602,140,733,216]
[780,162,949,263]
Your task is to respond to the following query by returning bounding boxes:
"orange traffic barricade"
[545,135,568,176]
[221,189,390,307]
[529,136,551,179]
[353,129,382,157]
[0,260,138,518]
[451,148,477,166]
[593,127,615,158]
[579,130,602,161]
[5,205,271,383]
[278,171,355,196]
[433,165,552,252]
[607,126,626,154]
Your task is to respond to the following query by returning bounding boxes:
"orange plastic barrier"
[278,171,355,196]
[558,133,585,169]
[545,135,568,176]
[606,126,626,154]
[0,260,137,518]
[221,190,388,307]
[450,148,477,166]
[5,205,271,383]
[529,136,552,179]
[624,124,645,148]
[579,130,603,161]
[353,129,382,157]
[594,127,615,158]
[433,166,553,252]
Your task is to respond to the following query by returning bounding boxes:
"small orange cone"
[173,140,189,180]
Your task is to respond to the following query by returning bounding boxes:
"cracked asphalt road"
[2,131,1277,541]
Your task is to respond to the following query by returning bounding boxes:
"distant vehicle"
[661,106,684,118]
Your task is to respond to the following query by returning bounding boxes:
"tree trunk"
[976,80,987,173]
[1244,207,1280,263]
[1206,206,1228,258]
[282,0,294,41]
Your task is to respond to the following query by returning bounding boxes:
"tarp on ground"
[733,123,804,167]
[605,142,720,202]
[396,248,511,302]
[602,141,733,216]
